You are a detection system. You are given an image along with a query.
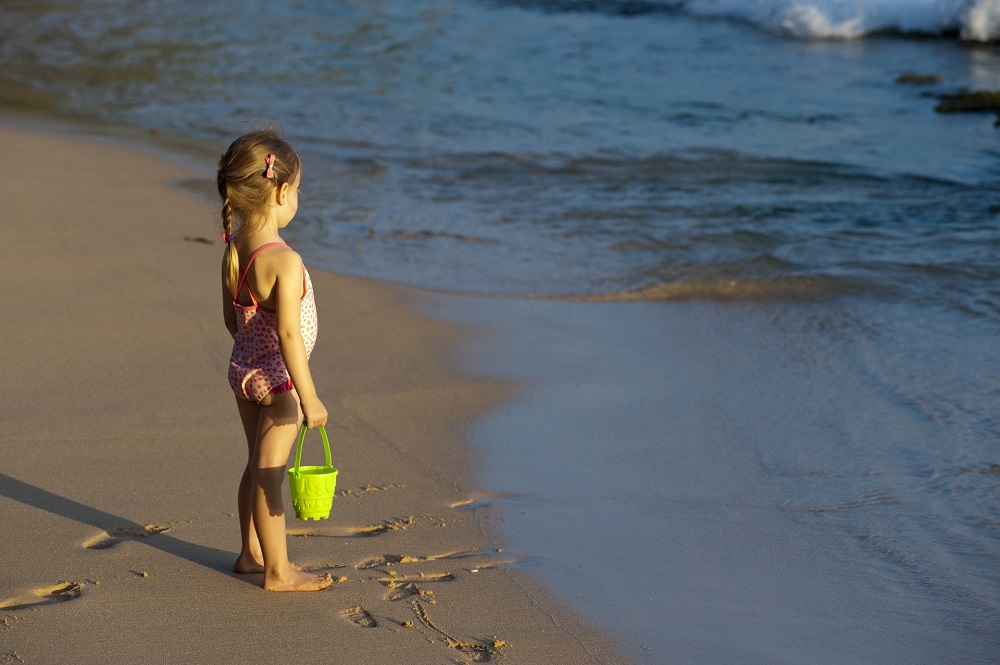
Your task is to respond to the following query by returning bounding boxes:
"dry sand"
[0,124,629,664]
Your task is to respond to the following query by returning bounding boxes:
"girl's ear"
[275,181,291,206]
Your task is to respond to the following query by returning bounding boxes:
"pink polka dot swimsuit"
[228,243,318,403]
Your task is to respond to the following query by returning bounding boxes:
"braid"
[219,180,240,297]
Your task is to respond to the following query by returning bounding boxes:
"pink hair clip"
[264,154,276,179]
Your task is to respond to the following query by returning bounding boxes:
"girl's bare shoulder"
[266,243,302,266]
[254,243,303,282]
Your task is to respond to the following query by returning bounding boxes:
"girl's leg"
[253,389,332,591]
[234,397,265,574]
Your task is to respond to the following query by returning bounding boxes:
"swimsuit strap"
[233,242,290,305]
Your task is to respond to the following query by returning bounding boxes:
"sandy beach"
[0,124,629,664]
[3,3,1000,661]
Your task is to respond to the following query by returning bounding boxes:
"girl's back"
[231,243,301,311]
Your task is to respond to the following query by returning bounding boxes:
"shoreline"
[0,123,631,664]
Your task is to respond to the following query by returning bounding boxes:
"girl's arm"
[273,250,328,428]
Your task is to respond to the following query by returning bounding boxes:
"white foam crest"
[677,0,1000,41]
[963,0,1000,40]
[780,3,866,39]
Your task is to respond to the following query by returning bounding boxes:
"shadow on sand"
[0,471,244,583]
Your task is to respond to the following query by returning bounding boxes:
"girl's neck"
[238,224,284,250]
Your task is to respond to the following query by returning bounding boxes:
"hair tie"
[221,232,235,243]
[264,154,276,179]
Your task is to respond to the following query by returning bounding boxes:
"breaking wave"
[503,0,1000,41]
[680,0,1000,41]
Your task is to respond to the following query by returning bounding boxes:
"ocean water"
[3,1,1000,662]
[3,0,1000,308]
[434,293,1000,663]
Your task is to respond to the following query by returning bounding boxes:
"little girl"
[217,127,332,592]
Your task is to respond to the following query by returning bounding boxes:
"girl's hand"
[301,396,328,429]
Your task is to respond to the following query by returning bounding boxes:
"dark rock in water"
[896,72,941,86]
[934,90,1000,114]
[934,90,1000,126]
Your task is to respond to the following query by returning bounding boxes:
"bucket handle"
[291,424,333,477]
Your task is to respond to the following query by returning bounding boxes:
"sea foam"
[679,0,1000,40]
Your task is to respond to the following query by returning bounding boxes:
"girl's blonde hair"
[217,127,301,296]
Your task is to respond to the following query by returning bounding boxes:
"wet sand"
[0,124,630,664]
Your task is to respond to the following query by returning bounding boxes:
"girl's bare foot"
[264,568,333,592]
[234,555,303,575]
[234,553,265,574]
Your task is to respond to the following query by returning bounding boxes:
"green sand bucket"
[288,425,338,521]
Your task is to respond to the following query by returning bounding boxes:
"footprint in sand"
[337,483,404,498]
[355,553,431,569]
[289,516,414,540]
[341,606,377,628]
[409,598,503,663]
[385,582,439,603]
[83,524,171,550]
[0,582,85,613]
[358,549,522,574]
